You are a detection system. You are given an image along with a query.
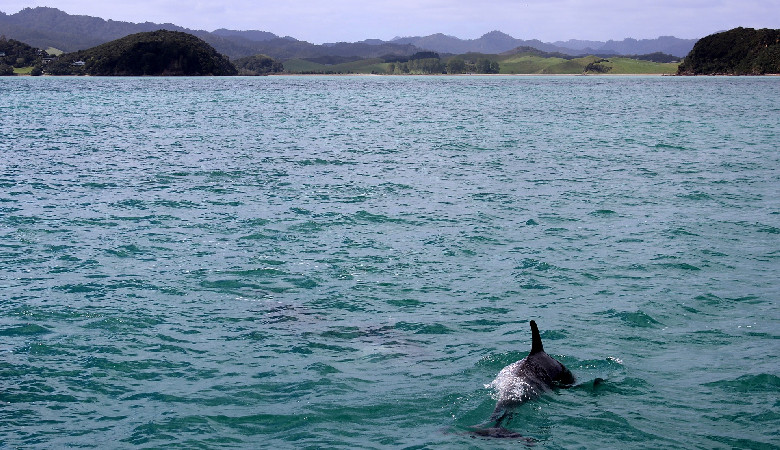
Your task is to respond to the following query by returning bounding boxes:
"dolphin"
[473,320,575,439]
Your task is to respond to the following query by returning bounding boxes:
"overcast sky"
[3,0,778,44]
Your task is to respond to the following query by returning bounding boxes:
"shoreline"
[6,72,779,78]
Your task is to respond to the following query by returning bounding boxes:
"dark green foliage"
[388,57,445,74]
[584,59,612,73]
[0,35,43,68]
[0,63,13,75]
[475,58,500,74]
[409,51,440,60]
[629,52,680,63]
[677,27,780,75]
[407,57,445,74]
[502,46,575,60]
[446,57,466,74]
[446,55,500,74]
[301,55,362,65]
[45,30,237,76]
[233,54,283,75]
[386,52,445,74]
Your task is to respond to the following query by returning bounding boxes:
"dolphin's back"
[483,321,575,429]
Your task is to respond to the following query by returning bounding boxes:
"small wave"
[351,210,408,224]
[539,329,568,341]
[227,268,289,277]
[694,293,724,305]
[287,220,324,233]
[703,373,780,393]
[589,209,618,216]
[560,410,663,442]
[470,192,513,203]
[666,227,699,237]
[518,281,551,290]
[677,191,712,201]
[152,199,202,209]
[105,244,146,258]
[395,321,453,335]
[307,362,340,375]
[654,262,701,271]
[385,298,428,308]
[55,283,103,294]
[703,434,779,449]
[0,323,52,336]
[296,158,356,166]
[597,309,663,328]
[516,258,556,271]
[654,142,687,150]
[757,225,780,234]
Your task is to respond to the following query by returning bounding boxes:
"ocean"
[1,75,778,448]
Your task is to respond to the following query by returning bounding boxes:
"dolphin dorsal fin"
[529,320,544,354]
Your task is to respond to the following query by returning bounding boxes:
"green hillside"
[678,27,780,75]
[498,54,591,74]
[233,54,284,75]
[45,30,237,76]
[282,59,330,73]
[0,36,46,75]
[605,57,679,74]
[279,51,679,75]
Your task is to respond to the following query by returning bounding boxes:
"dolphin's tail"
[488,406,510,427]
[471,409,529,440]
[529,320,544,354]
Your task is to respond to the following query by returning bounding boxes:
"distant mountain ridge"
[0,7,697,59]
[388,31,696,57]
[0,7,419,60]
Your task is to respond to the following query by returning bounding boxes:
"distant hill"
[677,27,780,75]
[211,28,278,42]
[1,7,699,62]
[0,7,420,60]
[391,31,576,55]
[0,7,191,51]
[44,30,237,76]
[391,30,697,57]
[595,36,697,58]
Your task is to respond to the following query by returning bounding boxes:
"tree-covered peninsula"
[677,27,780,75]
[45,30,238,76]
[232,54,284,75]
[0,35,49,75]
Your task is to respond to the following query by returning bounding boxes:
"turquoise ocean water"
[1,76,778,448]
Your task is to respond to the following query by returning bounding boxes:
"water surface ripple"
[1,76,778,448]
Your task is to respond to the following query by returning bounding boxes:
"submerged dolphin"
[473,320,575,438]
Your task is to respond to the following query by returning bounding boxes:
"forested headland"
[0,36,47,75]
[677,27,780,75]
[43,30,237,76]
